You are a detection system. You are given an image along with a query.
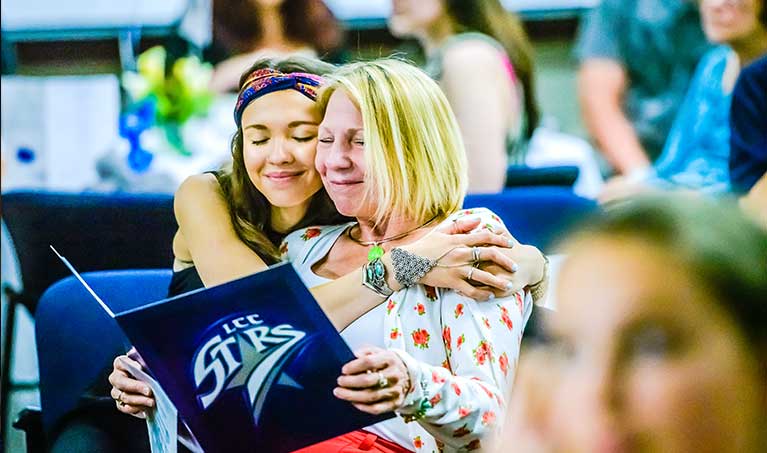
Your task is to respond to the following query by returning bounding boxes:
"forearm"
[310,255,402,330]
[578,61,651,174]
[582,100,650,174]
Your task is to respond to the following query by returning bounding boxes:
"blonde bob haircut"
[316,58,468,225]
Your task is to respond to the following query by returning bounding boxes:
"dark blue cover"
[114,263,392,453]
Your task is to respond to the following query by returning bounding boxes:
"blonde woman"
[286,59,547,452]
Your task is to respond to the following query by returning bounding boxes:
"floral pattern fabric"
[283,208,533,452]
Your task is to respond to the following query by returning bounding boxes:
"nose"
[323,139,353,171]
[266,137,293,165]
[583,352,623,420]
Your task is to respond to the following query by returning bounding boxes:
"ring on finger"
[467,267,475,281]
[471,246,481,264]
[376,372,388,389]
[117,390,124,403]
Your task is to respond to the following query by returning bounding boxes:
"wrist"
[361,258,394,297]
[380,254,404,292]
[521,245,545,286]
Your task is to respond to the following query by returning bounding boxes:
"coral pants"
[294,430,413,453]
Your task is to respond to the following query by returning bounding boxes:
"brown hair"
[445,0,540,138]
[212,0,344,57]
[217,55,347,263]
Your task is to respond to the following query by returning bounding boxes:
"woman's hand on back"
[399,217,543,300]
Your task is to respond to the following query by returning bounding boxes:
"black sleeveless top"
[166,226,286,297]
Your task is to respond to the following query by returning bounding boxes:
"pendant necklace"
[347,215,439,261]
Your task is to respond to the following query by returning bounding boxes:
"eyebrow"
[244,121,318,131]
[318,127,364,135]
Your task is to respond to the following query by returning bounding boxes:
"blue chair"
[14,269,173,452]
[463,186,598,253]
[1,191,176,445]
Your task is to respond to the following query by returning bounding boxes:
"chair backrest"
[35,269,173,435]
[505,165,579,188]
[1,191,176,311]
[463,186,598,253]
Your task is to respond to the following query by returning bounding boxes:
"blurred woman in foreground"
[500,196,767,453]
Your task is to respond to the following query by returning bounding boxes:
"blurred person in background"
[599,0,767,203]
[207,0,345,93]
[729,53,767,228]
[387,0,540,193]
[575,0,709,175]
[730,54,766,184]
[497,195,767,453]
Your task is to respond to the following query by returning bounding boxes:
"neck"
[355,214,426,244]
[270,203,308,234]
[418,15,457,57]
[256,4,289,50]
[730,28,767,67]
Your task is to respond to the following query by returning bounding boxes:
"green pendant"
[368,244,384,262]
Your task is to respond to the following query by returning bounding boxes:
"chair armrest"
[13,406,45,453]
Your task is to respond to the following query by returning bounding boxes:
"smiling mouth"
[266,171,304,181]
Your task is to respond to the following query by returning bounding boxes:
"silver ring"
[467,267,475,281]
[471,246,481,264]
[376,372,388,389]
[117,390,124,402]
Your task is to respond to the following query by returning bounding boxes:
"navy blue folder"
[61,256,393,453]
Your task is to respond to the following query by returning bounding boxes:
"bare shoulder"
[441,39,507,76]
[174,173,229,222]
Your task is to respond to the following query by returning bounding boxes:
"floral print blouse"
[283,208,533,452]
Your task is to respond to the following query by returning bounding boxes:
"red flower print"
[452,424,470,438]
[458,406,471,418]
[456,334,465,351]
[482,316,491,330]
[442,326,451,349]
[300,227,321,241]
[429,393,442,406]
[278,242,288,256]
[386,299,397,315]
[516,292,524,314]
[414,303,426,316]
[411,328,430,349]
[473,340,494,365]
[389,328,401,340]
[424,285,438,301]
[413,436,423,449]
[432,370,446,383]
[466,439,482,451]
[454,304,464,318]
[452,382,462,396]
[499,306,513,331]
[491,214,501,223]
[441,359,452,371]
[499,351,509,376]
[481,411,496,426]
[477,381,495,399]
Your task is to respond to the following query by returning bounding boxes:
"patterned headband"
[233,68,324,125]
